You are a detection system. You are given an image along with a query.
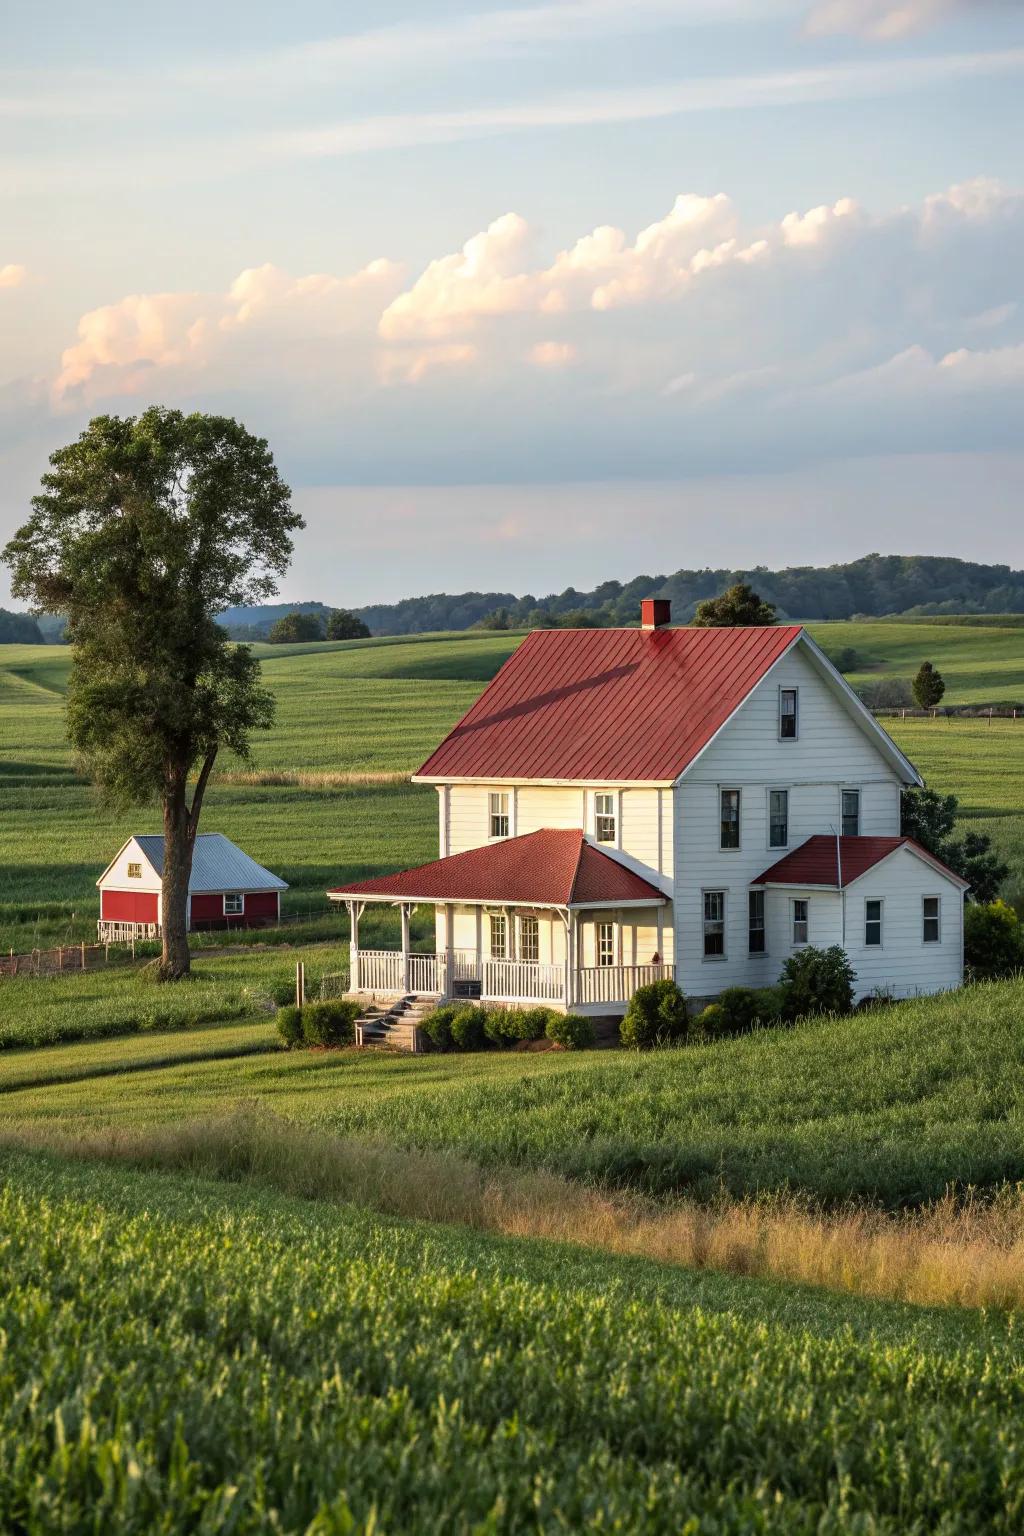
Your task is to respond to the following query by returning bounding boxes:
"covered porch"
[329,828,674,1015]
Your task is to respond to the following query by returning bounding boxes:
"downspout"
[832,825,845,943]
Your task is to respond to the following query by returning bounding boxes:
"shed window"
[748,890,766,954]
[703,891,726,958]
[841,788,861,837]
[792,899,809,946]
[127,862,142,879]
[489,912,508,959]
[865,899,883,947]
[597,922,616,967]
[720,789,740,850]
[224,893,243,916]
[922,896,941,944]
[489,792,510,839]
[595,793,616,844]
[520,914,540,963]
[779,688,798,740]
[768,789,789,849]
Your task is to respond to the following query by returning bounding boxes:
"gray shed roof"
[132,833,288,893]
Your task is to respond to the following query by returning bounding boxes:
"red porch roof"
[414,624,803,784]
[753,835,969,890]
[328,828,667,908]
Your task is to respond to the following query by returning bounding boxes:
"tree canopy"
[325,609,371,641]
[912,661,946,710]
[268,611,325,643]
[691,583,777,628]
[900,787,1008,902]
[3,407,301,978]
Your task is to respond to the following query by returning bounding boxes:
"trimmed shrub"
[546,1013,595,1050]
[483,1007,517,1046]
[450,1005,488,1051]
[778,945,855,1021]
[276,1005,303,1048]
[716,987,762,1035]
[693,1002,729,1040]
[620,979,689,1050]
[420,1003,461,1053]
[271,979,297,1007]
[507,1006,553,1041]
[965,900,1024,981]
[301,999,359,1047]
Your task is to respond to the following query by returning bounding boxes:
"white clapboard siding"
[843,848,964,999]
[99,838,162,892]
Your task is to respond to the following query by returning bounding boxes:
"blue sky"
[3,0,1024,606]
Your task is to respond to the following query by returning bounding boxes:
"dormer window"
[779,688,798,740]
[594,792,616,844]
[127,862,142,879]
[489,791,510,839]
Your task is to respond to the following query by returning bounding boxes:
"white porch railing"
[576,963,675,1006]
[353,950,405,993]
[481,959,565,1002]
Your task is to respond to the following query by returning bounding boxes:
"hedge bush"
[965,900,1024,981]
[545,1013,595,1050]
[507,1005,553,1041]
[420,1003,460,1052]
[777,945,855,1021]
[450,1005,488,1051]
[276,1005,304,1048]
[301,999,359,1047]
[620,979,689,1049]
[693,1002,729,1040]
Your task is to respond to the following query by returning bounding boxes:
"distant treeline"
[9,554,1024,643]
[0,608,45,643]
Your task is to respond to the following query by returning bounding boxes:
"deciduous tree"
[267,611,324,643]
[325,609,371,640]
[3,407,301,979]
[901,787,1008,902]
[692,583,777,627]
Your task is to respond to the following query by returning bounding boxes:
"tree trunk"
[160,778,194,980]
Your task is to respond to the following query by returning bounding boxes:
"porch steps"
[354,995,434,1053]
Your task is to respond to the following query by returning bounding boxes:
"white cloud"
[529,340,577,368]
[805,0,957,37]
[0,263,27,289]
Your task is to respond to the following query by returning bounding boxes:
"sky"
[2,0,1024,608]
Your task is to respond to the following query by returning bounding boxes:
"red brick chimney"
[641,598,671,630]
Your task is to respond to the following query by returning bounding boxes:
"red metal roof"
[414,624,803,783]
[753,835,969,889]
[328,828,667,907]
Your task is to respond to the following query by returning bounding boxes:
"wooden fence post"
[296,961,305,1008]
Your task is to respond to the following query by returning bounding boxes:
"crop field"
[2,618,1023,949]
[0,1149,1021,1533]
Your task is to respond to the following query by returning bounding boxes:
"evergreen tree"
[912,660,946,709]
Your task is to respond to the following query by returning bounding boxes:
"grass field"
[2,619,1023,950]
[0,1149,1021,1533]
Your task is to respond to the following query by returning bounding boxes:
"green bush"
[301,999,358,1047]
[620,979,689,1049]
[693,1002,729,1040]
[483,1006,517,1046]
[965,900,1024,981]
[751,986,786,1025]
[545,1012,595,1049]
[508,1006,553,1041]
[420,1003,461,1052]
[778,945,855,1021]
[276,1005,303,1048]
[271,979,298,1007]
[716,987,763,1035]
[450,1005,488,1051]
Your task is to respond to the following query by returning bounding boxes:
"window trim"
[488,789,511,841]
[597,920,616,968]
[519,913,540,964]
[594,791,617,846]
[864,897,884,949]
[223,892,244,917]
[748,889,767,956]
[767,787,790,851]
[778,686,799,741]
[840,786,861,839]
[488,910,508,960]
[702,889,727,961]
[126,861,142,879]
[922,894,941,945]
[791,897,809,947]
[719,787,741,851]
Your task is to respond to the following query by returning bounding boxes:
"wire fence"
[874,707,1022,722]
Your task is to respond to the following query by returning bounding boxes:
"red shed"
[97,834,287,939]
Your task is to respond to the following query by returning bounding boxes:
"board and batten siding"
[843,850,964,999]
[672,646,905,996]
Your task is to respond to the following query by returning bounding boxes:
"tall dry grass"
[6,1109,1024,1311]
[217,770,408,788]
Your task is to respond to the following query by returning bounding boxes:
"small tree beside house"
[912,660,946,710]
[2,407,301,980]
[692,583,777,627]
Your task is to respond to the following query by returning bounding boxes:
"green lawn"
[0,1149,1020,1533]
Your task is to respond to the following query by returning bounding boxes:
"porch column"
[563,910,575,1009]
[444,902,454,999]
[347,901,363,991]
[400,902,411,992]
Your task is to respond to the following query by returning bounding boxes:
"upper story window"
[792,898,809,946]
[489,912,508,959]
[489,791,510,839]
[127,862,142,879]
[922,896,941,944]
[224,893,243,916]
[865,898,883,947]
[768,789,789,849]
[720,789,740,850]
[841,788,861,837]
[520,914,540,963]
[779,688,798,740]
[594,792,616,844]
[597,921,616,967]
[748,890,766,954]
[703,891,726,958]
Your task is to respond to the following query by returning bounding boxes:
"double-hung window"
[792,899,809,946]
[489,791,510,839]
[864,899,883,947]
[748,890,766,954]
[779,688,798,740]
[489,912,508,959]
[520,914,540,963]
[224,893,243,916]
[720,789,740,850]
[595,792,616,844]
[597,922,616,967]
[703,891,726,958]
[922,896,940,944]
[841,788,861,837]
[768,789,789,849]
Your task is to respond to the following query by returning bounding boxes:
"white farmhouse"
[329,601,967,1015]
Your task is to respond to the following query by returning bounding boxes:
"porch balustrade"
[351,947,674,1008]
